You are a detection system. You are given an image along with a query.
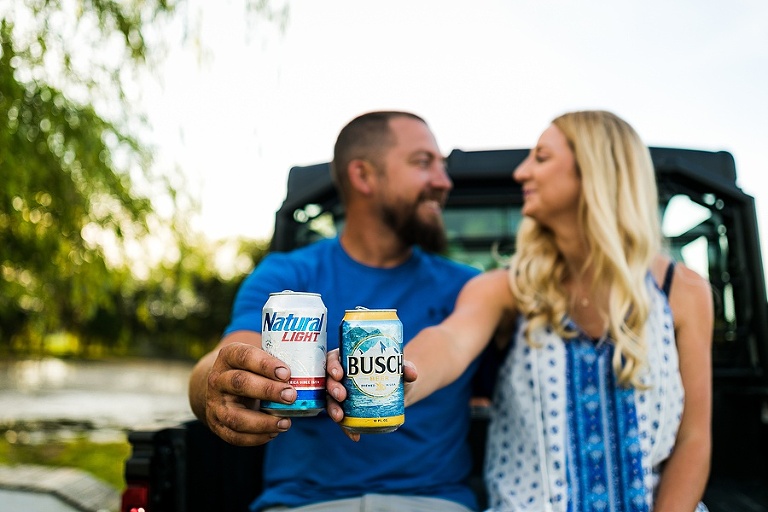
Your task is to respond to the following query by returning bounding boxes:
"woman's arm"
[404,268,515,405]
[325,268,515,435]
[654,262,714,512]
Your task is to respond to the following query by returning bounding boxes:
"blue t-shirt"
[225,237,482,511]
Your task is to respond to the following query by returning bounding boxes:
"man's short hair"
[330,111,426,201]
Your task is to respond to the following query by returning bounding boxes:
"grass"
[0,432,132,490]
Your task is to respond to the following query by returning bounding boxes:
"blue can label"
[340,308,404,433]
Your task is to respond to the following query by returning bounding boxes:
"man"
[188,111,483,512]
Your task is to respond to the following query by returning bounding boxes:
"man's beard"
[381,197,448,254]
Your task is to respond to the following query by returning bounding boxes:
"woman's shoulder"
[460,268,515,308]
[650,254,712,326]
[650,255,710,294]
[472,267,511,286]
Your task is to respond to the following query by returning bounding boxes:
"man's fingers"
[209,406,292,446]
[326,348,343,380]
[209,343,296,405]
[326,394,344,423]
[199,340,302,446]
[324,395,359,442]
[325,348,356,441]
[220,342,291,381]
[403,360,418,383]
[208,366,297,406]
[326,348,346,401]
[342,428,360,443]
[325,347,347,418]
[326,374,346,402]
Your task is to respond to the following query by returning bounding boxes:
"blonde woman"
[328,110,713,511]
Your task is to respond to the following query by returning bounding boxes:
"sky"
[137,0,768,279]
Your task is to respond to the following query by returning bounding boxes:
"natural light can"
[340,307,404,433]
[260,290,327,417]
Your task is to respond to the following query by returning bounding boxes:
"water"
[0,489,82,512]
[0,357,196,442]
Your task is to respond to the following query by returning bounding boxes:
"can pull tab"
[354,306,370,310]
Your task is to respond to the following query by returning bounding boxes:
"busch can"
[340,307,404,433]
[260,290,327,417]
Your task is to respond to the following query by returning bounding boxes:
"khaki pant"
[262,494,474,512]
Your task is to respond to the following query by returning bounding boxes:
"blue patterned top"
[484,273,707,511]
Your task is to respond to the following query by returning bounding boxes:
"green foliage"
[86,238,270,360]
[0,1,281,358]
[0,19,150,349]
[0,433,131,490]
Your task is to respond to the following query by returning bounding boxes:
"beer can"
[340,307,404,433]
[260,290,327,417]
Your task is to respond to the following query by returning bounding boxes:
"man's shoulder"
[266,237,338,261]
[246,239,338,288]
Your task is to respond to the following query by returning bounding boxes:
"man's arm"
[188,330,298,446]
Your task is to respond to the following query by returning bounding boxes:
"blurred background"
[1,0,766,503]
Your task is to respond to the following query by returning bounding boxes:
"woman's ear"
[347,159,377,196]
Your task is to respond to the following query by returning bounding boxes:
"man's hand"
[325,349,359,441]
[325,348,418,443]
[200,341,297,446]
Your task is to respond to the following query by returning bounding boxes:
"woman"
[328,110,713,511]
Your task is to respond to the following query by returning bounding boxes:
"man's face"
[376,117,452,253]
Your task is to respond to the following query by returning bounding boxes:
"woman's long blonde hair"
[509,110,661,387]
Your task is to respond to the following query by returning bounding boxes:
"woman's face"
[513,124,581,228]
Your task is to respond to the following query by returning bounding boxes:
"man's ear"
[347,159,378,196]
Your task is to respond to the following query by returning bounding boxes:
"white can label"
[262,308,327,391]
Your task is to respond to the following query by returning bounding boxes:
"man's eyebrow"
[410,150,441,159]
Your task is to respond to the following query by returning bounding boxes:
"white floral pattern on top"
[484,274,707,512]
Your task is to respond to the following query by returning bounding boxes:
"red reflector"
[121,482,149,512]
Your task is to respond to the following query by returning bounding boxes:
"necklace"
[569,276,594,309]
[571,281,591,308]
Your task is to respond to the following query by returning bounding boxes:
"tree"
[0,5,159,351]
[0,1,286,354]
